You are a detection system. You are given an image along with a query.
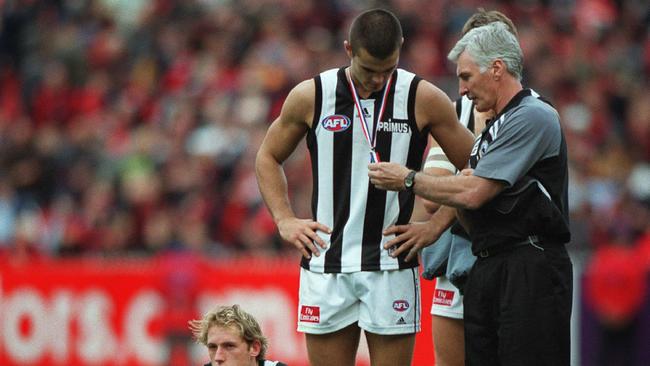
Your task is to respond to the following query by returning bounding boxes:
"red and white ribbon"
[345,68,393,163]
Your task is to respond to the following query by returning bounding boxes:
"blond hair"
[189,304,268,361]
[462,8,518,37]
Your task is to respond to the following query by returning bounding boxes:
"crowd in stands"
[0,0,648,262]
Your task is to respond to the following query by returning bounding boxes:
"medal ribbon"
[345,68,393,163]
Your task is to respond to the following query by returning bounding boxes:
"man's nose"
[459,83,468,96]
[214,348,226,361]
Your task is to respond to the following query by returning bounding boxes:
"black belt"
[477,235,543,258]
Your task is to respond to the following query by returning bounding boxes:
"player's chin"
[367,83,382,92]
[474,101,489,112]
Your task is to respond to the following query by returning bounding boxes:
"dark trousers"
[463,244,573,366]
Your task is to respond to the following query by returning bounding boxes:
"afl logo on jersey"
[321,114,351,132]
[392,300,410,312]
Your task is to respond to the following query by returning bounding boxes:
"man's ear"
[492,59,506,80]
[248,340,261,358]
[344,40,353,58]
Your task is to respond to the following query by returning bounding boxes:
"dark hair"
[348,9,403,59]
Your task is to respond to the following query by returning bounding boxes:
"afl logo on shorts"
[321,114,351,132]
[392,300,410,312]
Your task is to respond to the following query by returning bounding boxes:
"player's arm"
[421,137,458,214]
[409,137,451,220]
[255,80,331,258]
[370,163,506,210]
[415,81,475,170]
[418,101,464,232]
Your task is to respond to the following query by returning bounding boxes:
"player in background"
[189,304,287,366]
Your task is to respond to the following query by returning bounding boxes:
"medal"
[345,68,393,163]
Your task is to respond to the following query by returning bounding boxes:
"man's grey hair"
[448,21,523,81]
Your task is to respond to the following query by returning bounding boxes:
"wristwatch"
[404,170,417,191]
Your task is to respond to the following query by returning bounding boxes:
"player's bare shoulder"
[280,78,316,128]
[414,79,457,131]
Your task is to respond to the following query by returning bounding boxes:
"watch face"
[405,171,415,188]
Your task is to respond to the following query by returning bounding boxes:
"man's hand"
[277,217,331,259]
[383,221,442,262]
[368,162,411,191]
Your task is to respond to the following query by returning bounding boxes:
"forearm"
[428,205,458,233]
[255,154,295,223]
[369,162,505,209]
[413,173,481,210]
[410,197,431,222]
[422,150,455,215]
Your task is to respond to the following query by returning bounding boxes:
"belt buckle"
[479,249,489,258]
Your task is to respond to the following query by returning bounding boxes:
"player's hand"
[277,217,331,259]
[368,162,410,191]
[383,221,442,262]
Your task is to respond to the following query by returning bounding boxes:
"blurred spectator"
[584,240,649,366]
[0,2,648,365]
[0,0,646,264]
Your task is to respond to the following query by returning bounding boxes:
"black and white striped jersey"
[303,67,429,273]
[456,95,474,130]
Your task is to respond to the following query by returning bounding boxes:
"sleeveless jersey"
[304,67,428,273]
[456,95,474,130]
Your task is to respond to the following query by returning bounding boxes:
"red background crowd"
[0,0,648,365]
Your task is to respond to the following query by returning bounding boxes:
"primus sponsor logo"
[377,119,410,133]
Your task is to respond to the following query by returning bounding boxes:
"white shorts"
[430,276,463,319]
[297,268,421,335]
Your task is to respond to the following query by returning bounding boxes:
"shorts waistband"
[477,235,543,258]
